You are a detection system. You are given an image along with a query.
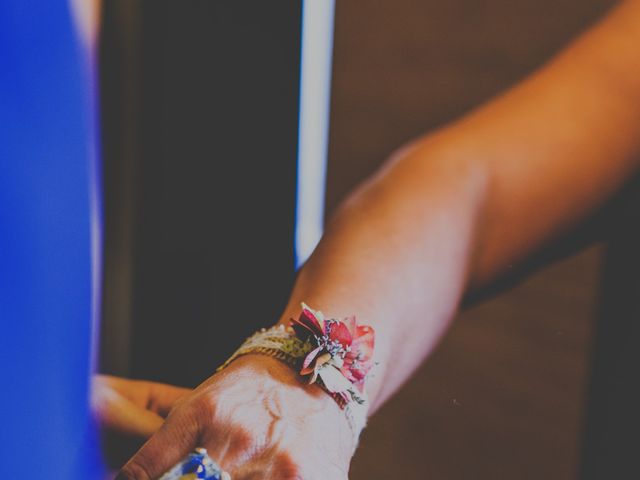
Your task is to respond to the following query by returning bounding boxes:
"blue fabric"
[162,449,222,480]
[0,1,103,477]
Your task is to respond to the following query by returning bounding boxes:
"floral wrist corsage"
[291,303,375,406]
[218,303,376,442]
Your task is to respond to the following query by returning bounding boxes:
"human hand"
[92,375,191,468]
[116,355,356,480]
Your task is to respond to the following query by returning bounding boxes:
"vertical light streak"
[295,0,336,267]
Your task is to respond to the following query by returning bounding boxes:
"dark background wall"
[100,0,302,387]
[100,0,623,478]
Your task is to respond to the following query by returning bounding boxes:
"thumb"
[116,410,199,480]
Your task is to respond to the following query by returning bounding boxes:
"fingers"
[95,375,191,417]
[116,409,199,480]
[144,381,192,417]
[92,379,164,438]
[93,375,195,478]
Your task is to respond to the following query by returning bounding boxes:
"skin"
[114,357,354,480]
[103,0,640,478]
[92,375,190,439]
[92,375,191,470]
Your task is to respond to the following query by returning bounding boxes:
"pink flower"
[290,305,375,394]
[334,316,374,391]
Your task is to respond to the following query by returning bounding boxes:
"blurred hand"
[117,355,355,480]
[92,375,191,469]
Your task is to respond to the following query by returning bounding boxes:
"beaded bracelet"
[218,304,375,443]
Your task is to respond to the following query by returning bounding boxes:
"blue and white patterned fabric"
[159,448,230,480]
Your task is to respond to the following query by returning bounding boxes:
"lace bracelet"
[218,304,375,444]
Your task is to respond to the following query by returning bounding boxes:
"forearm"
[459,0,640,285]
[277,0,640,412]
[278,149,487,411]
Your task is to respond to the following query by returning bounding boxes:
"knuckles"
[180,391,218,428]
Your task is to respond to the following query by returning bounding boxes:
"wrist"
[214,354,357,455]
[217,304,377,449]
[219,354,337,403]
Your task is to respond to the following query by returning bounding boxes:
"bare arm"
[278,0,640,411]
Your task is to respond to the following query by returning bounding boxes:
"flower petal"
[302,302,326,322]
[340,363,357,383]
[301,305,324,333]
[317,365,353,394]
[302,346,323,370]
[338,391,351,404]
[342,315,357,336]
[315,352,332,368]
[301,351,332,377]
[352,325,375,362]
[290,309,324,339]
[328,321,352,347]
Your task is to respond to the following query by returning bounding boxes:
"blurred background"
[97,1,637,479]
